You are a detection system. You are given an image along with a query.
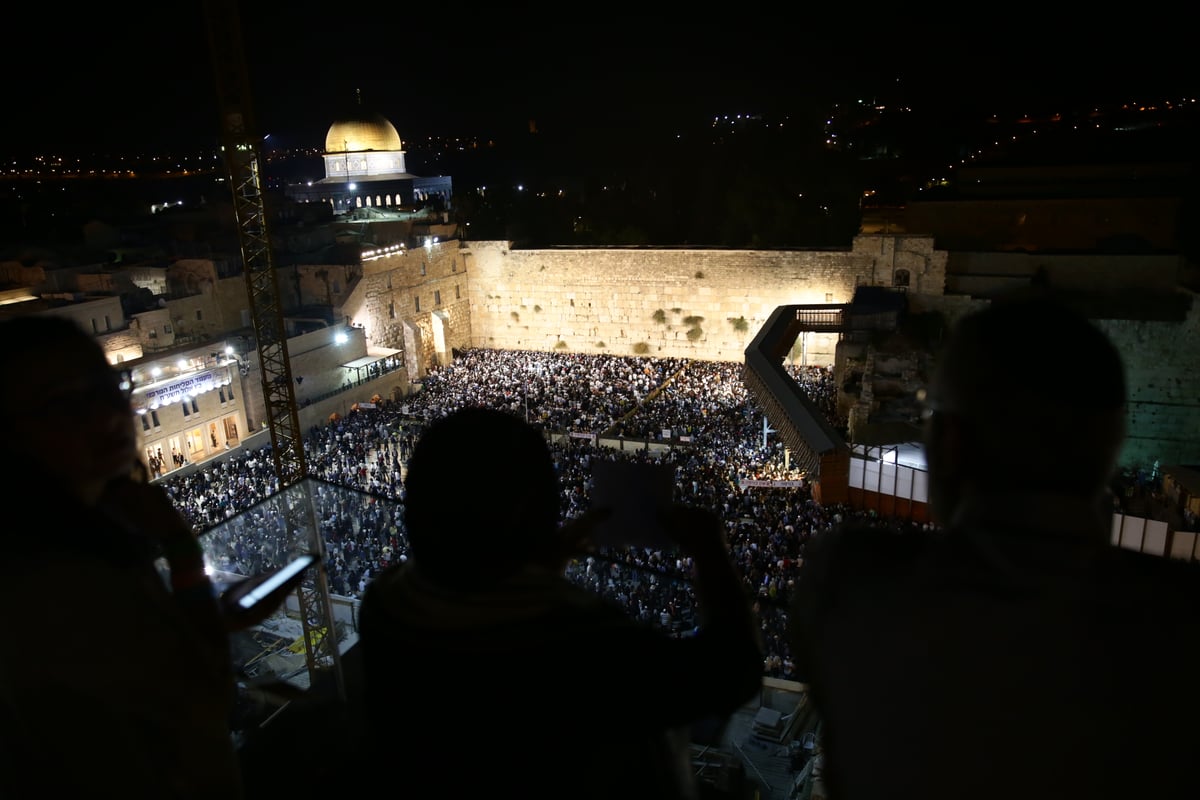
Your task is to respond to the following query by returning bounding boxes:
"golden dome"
[324,110,402,153]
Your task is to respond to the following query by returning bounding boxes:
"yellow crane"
[202,0,343,697]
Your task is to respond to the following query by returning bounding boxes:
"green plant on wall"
[534,305,542,313]
[682,315,704,327]
[632,342,650,354]
[652,309,667,324]
[686,326,704,341]
[510,311,520,322]
[554,340,568,349]
[671,307,682,314]
[729,316,749,333]
[596,341,606,348]
[694,271,705,279]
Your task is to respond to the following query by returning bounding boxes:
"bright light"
[335,331,349,344]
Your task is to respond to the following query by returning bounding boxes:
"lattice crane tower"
[203,0,343,696]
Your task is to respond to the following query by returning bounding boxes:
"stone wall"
[317,232,1197,472]
[97,327,143,364]
[1097,298,1200,468]
[461,235,947,364]
[340,241,473,377]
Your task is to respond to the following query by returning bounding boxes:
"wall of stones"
[909,291,1200,470]
[340,241,473,376]
[291,263,362,309]
[462,235,947,364]
[98,327,143,364]
[1097,297,1200,468]
[277,231,1197,472]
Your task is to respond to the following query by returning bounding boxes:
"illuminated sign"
[142,370,220,406]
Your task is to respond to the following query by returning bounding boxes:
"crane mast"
[203,0,342,695]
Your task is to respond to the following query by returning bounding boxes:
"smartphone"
[589,458,676,550]
[237,552,320,610]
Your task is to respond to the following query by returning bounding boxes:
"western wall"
[460,235,948,364]
[337,233,1199,471]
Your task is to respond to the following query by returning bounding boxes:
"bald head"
[924,293,1127,519]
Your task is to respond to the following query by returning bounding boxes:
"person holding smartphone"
[0,315,294,799]
[357,406,764,799]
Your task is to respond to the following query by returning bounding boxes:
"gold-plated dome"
[324,111,402,153]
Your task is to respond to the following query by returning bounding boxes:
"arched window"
[894,269,910,287]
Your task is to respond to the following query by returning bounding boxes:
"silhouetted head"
[922,292,1127,524]
[403,406,561,588]
[0,315,138,505]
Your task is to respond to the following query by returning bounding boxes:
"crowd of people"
[12,298,1195,799]
[155,344,1185,686]
[157,348,873,682]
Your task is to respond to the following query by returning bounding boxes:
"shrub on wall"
[686,326,704,341]
[682,315,704,326]
[652,309,667,324]
[510,311,520,322]
[534,305,542,312]
[632,342,650,354]
[729,316,749,333]
[596,341,606,348]
[694,271,705,279]
[554,340,568,349]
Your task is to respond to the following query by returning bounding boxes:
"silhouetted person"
[789,292,1200,800]
[0,315,303,798]
[357,407,762,799]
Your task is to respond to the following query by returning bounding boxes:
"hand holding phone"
[221,553,320,630]
[236,553,319,609]
[588,458,676,550]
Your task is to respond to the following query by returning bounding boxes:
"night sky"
[4,7,1196,156]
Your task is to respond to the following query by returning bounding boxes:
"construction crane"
[203,0,343,697]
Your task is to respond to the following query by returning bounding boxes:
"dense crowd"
[158,346,1175,683]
